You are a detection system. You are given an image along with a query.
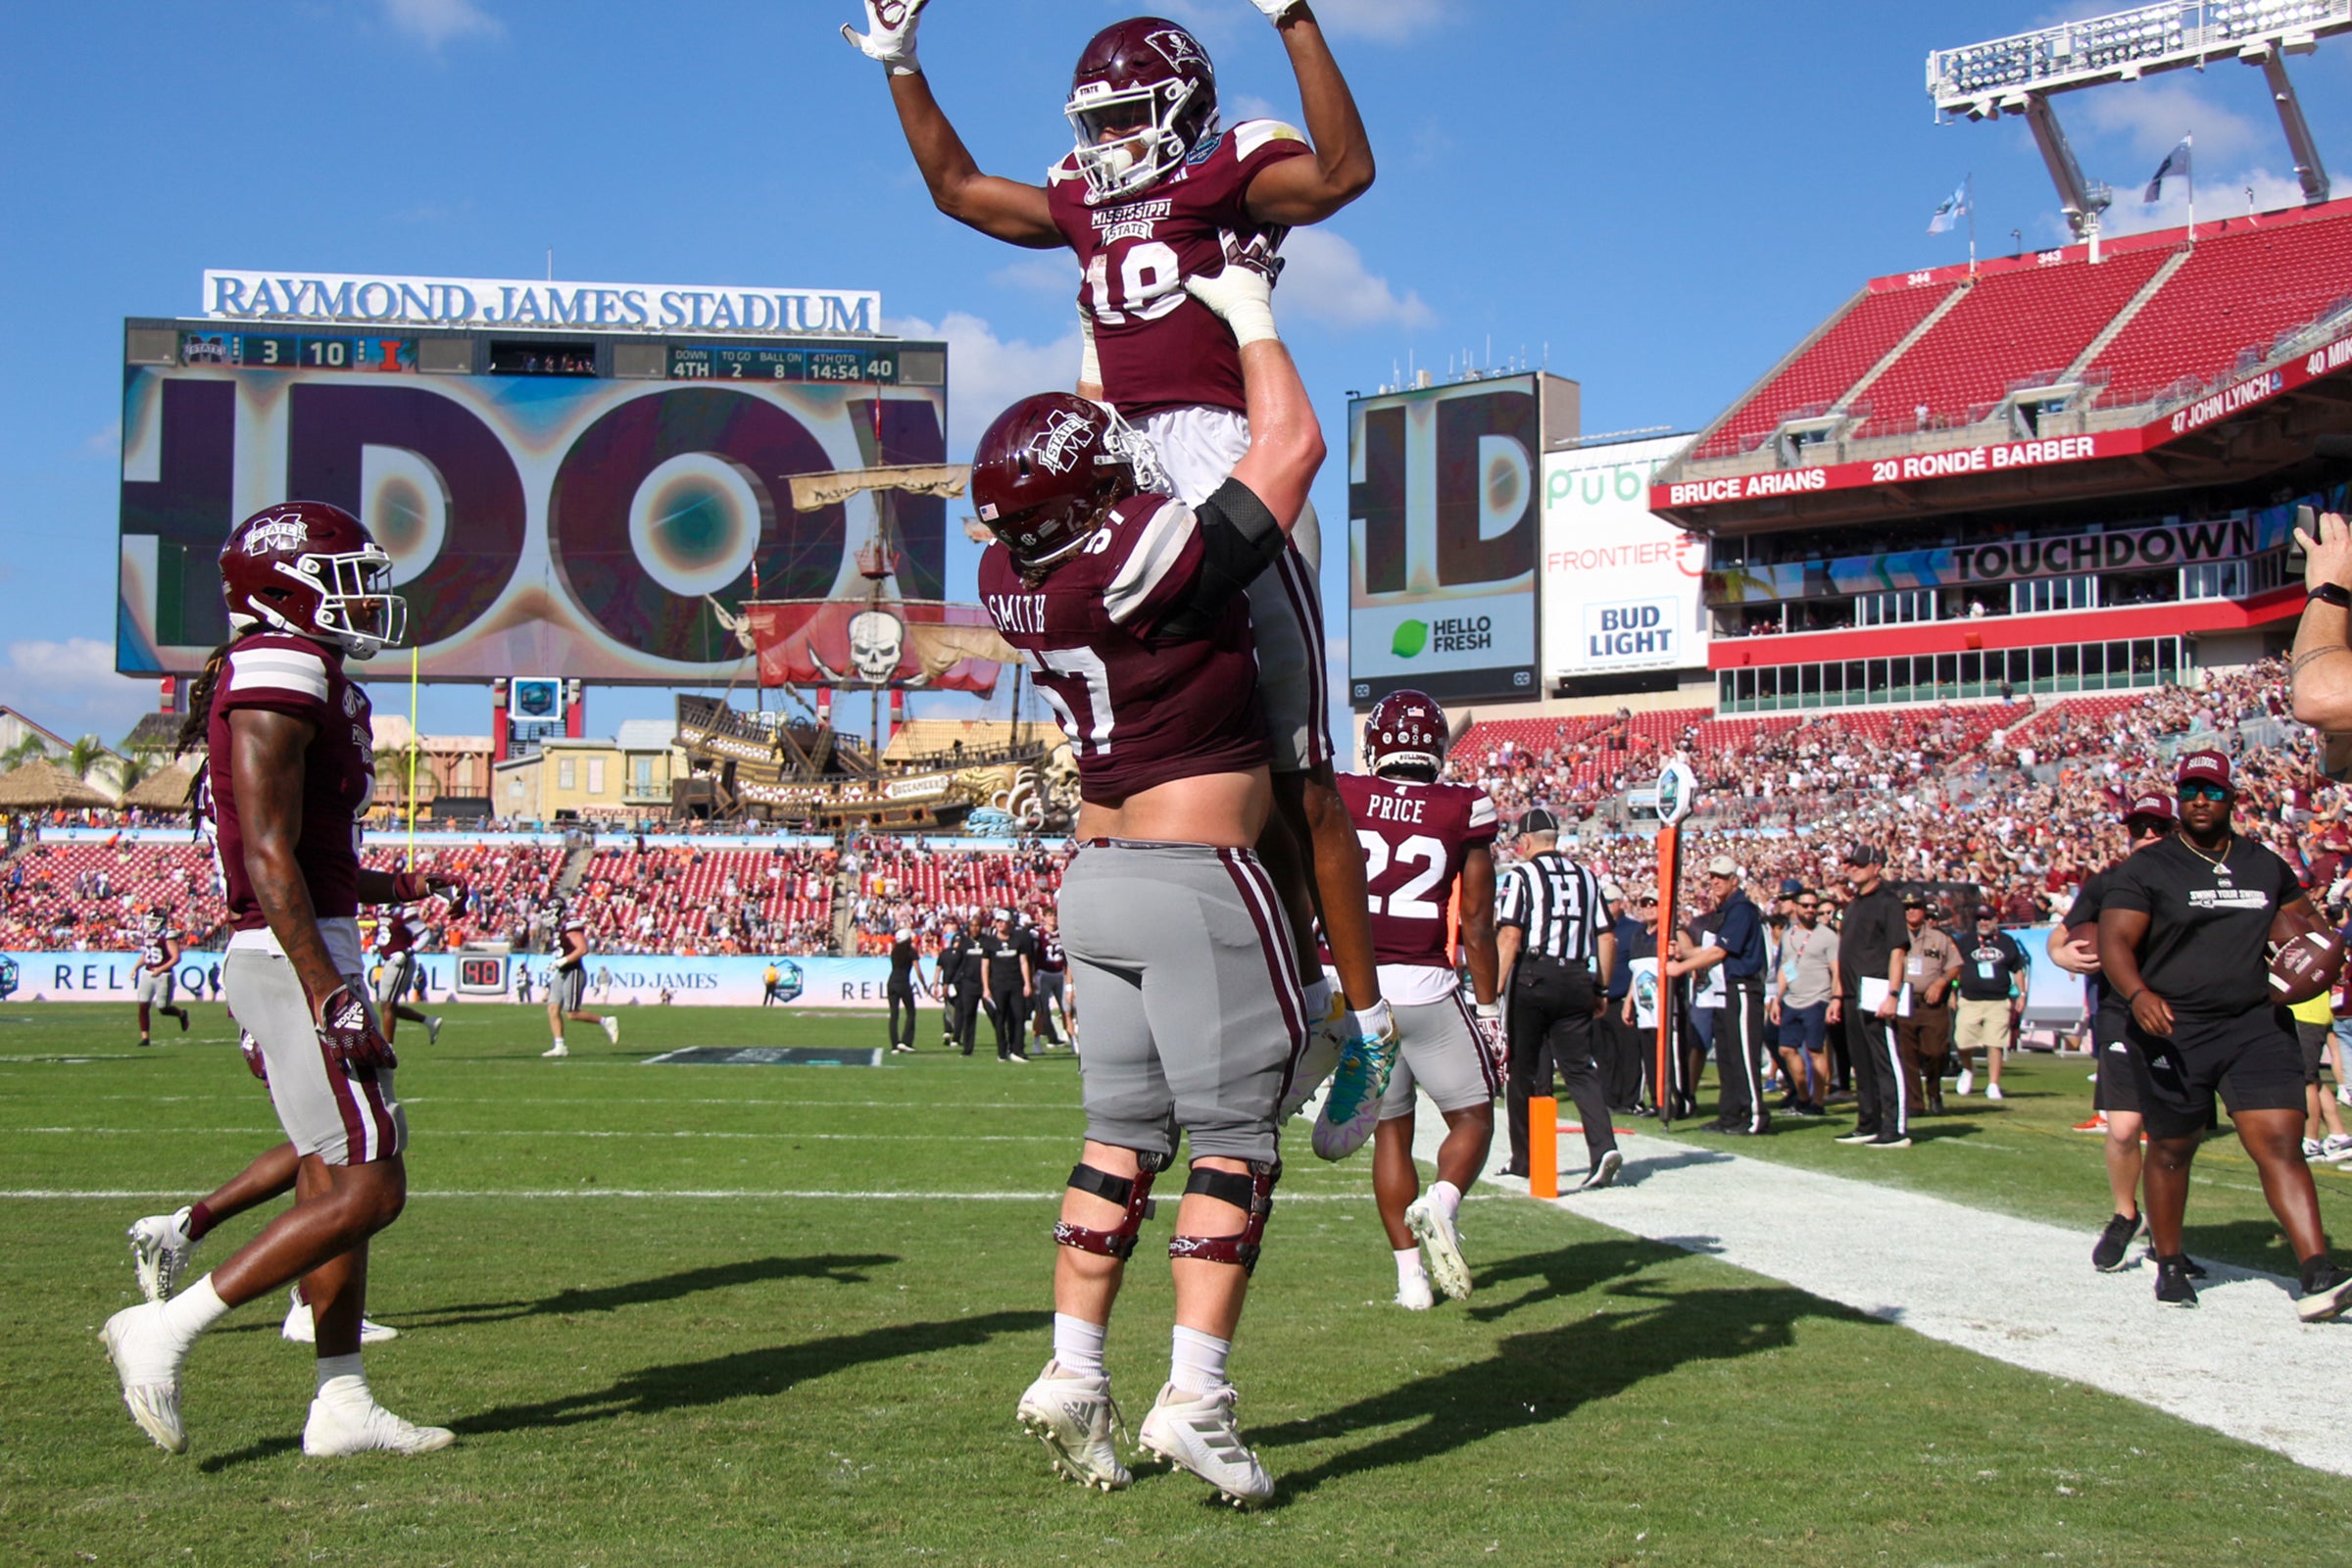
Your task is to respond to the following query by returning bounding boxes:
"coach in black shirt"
[1604,885,1646,1110]
[981,910,1033,1063]
[1673,856,1772,1135]
[2100,750,2352,1315]
[941,921,987,1056]
[1831,844,1912,1149]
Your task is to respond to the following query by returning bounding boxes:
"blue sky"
[3,0,2347,747]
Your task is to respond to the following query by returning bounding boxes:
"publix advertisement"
[1542,434,1707,683]
[0,951,911,1009]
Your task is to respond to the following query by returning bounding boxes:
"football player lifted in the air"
[100,501,454,1458]
[975,262,1318,1506]
[846,0,1397,1150]
[1333,691,1503,1309]
[133,907,191,1047]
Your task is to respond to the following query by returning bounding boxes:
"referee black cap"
[1517,807,1562,836]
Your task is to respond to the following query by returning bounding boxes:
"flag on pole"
[2144,136,2191,203]
[1927,181,1970,234]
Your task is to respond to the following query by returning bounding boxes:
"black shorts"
[2122,1007,2305,1140]
[2091,1003,2138,1116]
[2297,1020,2332,1088]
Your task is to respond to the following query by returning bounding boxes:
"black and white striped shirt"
[1495,853,1605,965]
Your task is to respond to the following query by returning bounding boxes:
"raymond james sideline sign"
[201,270,883,337]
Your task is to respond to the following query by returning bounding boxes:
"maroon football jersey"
[1048,120,1311,419]
[1334,772,1499,971]
[205,632,375,933]
[375,909,421,956]
[980,494,1269,803]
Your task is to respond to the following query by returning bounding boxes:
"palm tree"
[0,734,50,772]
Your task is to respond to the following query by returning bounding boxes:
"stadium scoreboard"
[120,270,951,686]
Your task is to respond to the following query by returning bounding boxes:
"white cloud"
[2079,78,2264,166]
[883,312,1083,457]
[2,639,156,746]
[1278,228,1433,330]
[382,0,502,49]
[989,255,1081,296]
[1227,92,1286,124]
[2104,165,2312,238]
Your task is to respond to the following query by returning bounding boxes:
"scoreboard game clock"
[666,344,906,384]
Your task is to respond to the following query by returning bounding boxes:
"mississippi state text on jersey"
[980,494,1268,803]
[1048,120,1310,420]
[1334,772,1498,972]
[205,632,375,932]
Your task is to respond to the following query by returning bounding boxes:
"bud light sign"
[1582,597,1678,668]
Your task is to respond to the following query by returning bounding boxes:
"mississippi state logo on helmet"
[970,394,1140,573]
[220,500,407,660]
[1064,17,1219,203]
[143,908,169,933]
[1364,689,1448,779]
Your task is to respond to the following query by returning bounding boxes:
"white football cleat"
[424,1015,443,1046]
[1277,992,1347,1122]
[542,1042,568,1058]
[100,1301,188,1453]
[301,1396,455,1457]
[1394,1272,1435,1311]
[600,1016,620,1046]
[1013,1359,1130,1492]
[127,1207,199,1303]
[1137,1382,1273,1507]
[1403,1197,1472,1301]
[282,1288,399,1345]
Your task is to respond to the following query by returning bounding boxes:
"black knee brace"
[1054,1149,1167,1260]
[1166,1159,1280,1275]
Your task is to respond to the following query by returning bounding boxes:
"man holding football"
[847,0,1394,1149]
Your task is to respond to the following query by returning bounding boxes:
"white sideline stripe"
[1481,1121,2352,1477]
[5,1126,1069,1143]
[0,1187,1475,1204]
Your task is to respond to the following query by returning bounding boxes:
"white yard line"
[1469,1120,2352,1477]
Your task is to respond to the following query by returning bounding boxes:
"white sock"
[553,1035,564,1050]
[1301,975,1333,1020]
[157,1274,231,1349]
[316,1352,368,1400]
[1428,1180,1463,1223]
[1169,1325,1231,1395]
[1395,1246,1427,1286]
[1053,1312,1107,1380]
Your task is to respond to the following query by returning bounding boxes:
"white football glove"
[1474,1003,1504,1074]
[1184,265,1280,348]
[1246,0,1309,23]
[841,0,929,75]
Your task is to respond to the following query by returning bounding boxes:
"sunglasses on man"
[2177,782,2231,803]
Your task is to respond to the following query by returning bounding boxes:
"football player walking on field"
[542,902,619,1058]
[133,908,191,1047]
[976,263,1318,1506]
[101,500,451,1456]
[848,0,1395,1142]
[1335,691,1502,1309]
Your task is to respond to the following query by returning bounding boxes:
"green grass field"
[7,1001,2352,1566]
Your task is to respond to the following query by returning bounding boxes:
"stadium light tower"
[1930,1,2352,243]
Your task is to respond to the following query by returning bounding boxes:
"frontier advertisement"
[1542,435,1706,682]
[1348,374,1567,705]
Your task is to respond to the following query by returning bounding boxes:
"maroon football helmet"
[1364,689,1449,779]
[1065,17,1219,202]
[970,394,1141,574]
[219,500,406,660]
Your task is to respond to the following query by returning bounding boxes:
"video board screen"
[118,321,948,683]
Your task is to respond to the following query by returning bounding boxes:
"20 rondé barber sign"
[1652,323,2352,514]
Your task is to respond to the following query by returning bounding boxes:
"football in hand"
[2268,927,2346,1005]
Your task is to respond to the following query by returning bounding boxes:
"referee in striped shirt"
[1495,808,1622,1192]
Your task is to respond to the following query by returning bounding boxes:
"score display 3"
[666,344,900,383]
[181,331,414,371]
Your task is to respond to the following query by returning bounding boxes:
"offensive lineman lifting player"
[846,0,1396,1148]
[975,263,1318,1505]
[102,500,453,1456]
[1335,691,1504,1310]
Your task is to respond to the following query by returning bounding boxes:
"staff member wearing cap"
[1669,857,1771,1135]
[1494,808,1620,1190]
[1830,844,1912,1149]
[983,908,1034,1064]
[2098,751,2352,1317]
[2049,792,2178,1269]
[1951,903,2027,1103]
[1897,896,1962,1115]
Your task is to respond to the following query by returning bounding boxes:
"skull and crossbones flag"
[742,600,1013,693]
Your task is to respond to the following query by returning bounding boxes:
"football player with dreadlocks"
[849,0,1396,1150]
[974,264,1317,1506]
[100,500,457,1459]
[1334,691,1502,1309]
